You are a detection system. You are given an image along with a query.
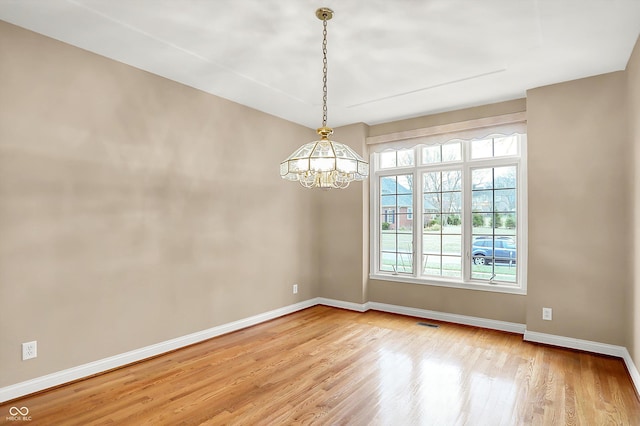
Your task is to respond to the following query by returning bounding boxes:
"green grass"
[380,229,517,282]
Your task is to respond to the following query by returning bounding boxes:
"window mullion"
[462,155,472,282]
[414,169,421,278]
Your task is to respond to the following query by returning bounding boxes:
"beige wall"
[326,71,634,345]
[368,99,527,138]
[0,21,319,387]
[629,37,640,363]
[2,19,639,391]
[526,72,630,345]
[317,123,369,304]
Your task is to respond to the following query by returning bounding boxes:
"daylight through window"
[370,132,527,294]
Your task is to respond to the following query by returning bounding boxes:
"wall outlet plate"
[542,307,553,321]
[293,284,298,294]
[22,341,37,360]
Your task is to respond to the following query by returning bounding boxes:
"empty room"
[1,1,640,424]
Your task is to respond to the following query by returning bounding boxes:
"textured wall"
[316,123,369,304]
[0,21,319,387]
[629,36,640,363]
[2,17,638,392]
[526,72,630,345]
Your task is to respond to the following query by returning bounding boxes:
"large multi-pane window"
[371,133,527,294]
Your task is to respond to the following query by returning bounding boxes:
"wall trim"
[3,298,639,402]
[316,297,370,312]
[621,348,640,398]
[367,301,527,334]
[0,299,317,403]
[366,112,527,146]
[523,330,627,357]
[524,330,640,397]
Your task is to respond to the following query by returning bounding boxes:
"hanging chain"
[321,16,328,127]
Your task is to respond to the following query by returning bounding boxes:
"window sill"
[369,273,527,295]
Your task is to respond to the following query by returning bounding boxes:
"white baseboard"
[316,297,369,312]
[524,330,640,397]
[621,348,640,398]
[367,301,527,334]
[0,299,317,403]
[523,330,627,357]
[3,298,639,403]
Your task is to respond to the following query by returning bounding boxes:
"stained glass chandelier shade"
[280,8,369,189]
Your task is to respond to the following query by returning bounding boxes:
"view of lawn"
[380,226,517,283]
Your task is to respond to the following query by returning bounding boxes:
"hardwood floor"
[2,305,639,425]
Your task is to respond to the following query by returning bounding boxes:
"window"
[380,175,413,273]
[370,131,527,294]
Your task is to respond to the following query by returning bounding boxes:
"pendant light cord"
[321,16,329,128]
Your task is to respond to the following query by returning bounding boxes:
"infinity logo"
[9,406,29,416]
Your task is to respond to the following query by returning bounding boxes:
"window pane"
[442,234,461,255]
[499,213,517,232]
[424,193,441,213]
[442,170,462,191]
[397,149,415,167]
[442,141,462,162]
[443,214,461,233]
[423,213,441,233]
[380,151,396,168]
[380,252,397,272]
[472,213,493,234]
[442,256,462,277]
[472,168,493,190]
[422,145,441,164]
[443,192,462,213]
[381,176,397,194]
[381,251,414,274]
[423,255,441,276]
[471,139,493,159]
[469,165,518,284]
[397,231,413,253]
[423,172,441,192]
[494,189,516,212]
[422,169,462,279]
[396,214,414,234]
[379,173,414,275]
[396,254,413,273]
[494,136,518,157]
[381,195,397,212]
[423,234,441,255]
[494,166,517,189]
[380,228,397,251]
[397,175,413,194]
[472,191,493,212]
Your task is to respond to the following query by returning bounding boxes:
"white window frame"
[368,114,528,295]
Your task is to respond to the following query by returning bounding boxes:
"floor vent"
[417,322,439,328]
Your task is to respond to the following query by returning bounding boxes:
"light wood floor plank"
[2,306,639,425]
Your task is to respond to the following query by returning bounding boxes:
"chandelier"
[280,8,369,189]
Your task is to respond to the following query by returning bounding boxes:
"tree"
[494,213,503,228]
[504,214,516,229]
[473,213,484,227]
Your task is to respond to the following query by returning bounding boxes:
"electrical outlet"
[22,341,37,360]
[542,307,553,321]
[293,284,298,294]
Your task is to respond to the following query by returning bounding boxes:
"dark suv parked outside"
[472,236,516,265]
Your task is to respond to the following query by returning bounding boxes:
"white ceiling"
[1,0,639,128]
